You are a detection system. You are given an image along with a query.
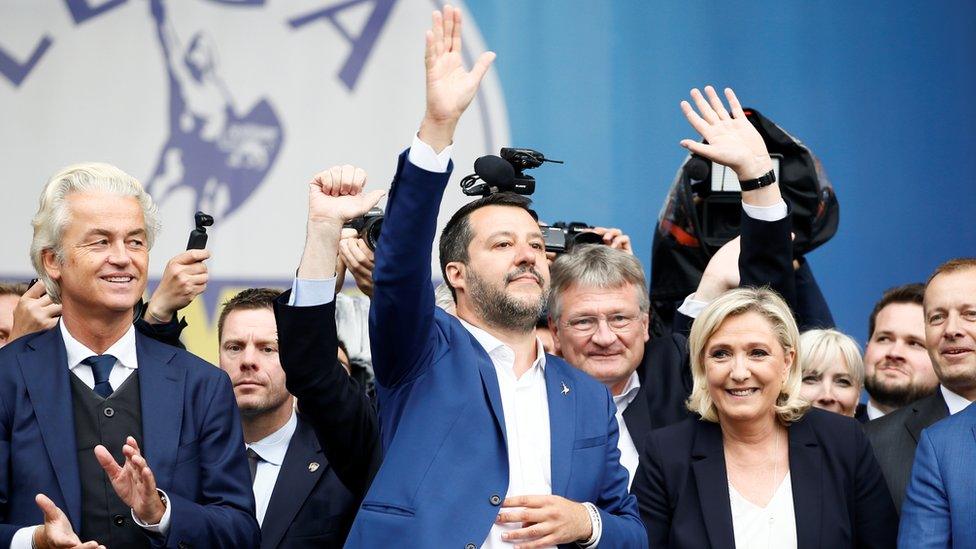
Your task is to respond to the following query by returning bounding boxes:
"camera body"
[344,207,384,251]
[186,211,214,250]
[540,221,604,254]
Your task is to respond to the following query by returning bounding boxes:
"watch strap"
[739,169,776,192]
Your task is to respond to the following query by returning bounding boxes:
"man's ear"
[42,249,62,283]
[548,316,562,355]
[640,312,651,343]
[445,262,466,294]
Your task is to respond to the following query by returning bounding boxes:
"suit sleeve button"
[489,494,501,506]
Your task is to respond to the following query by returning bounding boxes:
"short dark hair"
[0,282,29,298]
[868,283,924,338]
[926,258,976,285]
[438,192,537,299]
[217,288,281,341]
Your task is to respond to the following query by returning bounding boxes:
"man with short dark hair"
[861,283,937,420]
[0,282,28,347]
[867,261,976,514]
[331,6,645,547]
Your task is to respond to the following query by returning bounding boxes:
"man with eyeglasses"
[549,87,797,488]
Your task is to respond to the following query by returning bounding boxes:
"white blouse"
[728,473,798,549]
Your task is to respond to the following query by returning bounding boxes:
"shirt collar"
[613,370,642,410]
[60,319,138,371]
[865,400,886,420]
[941,385,974,415]
[458,317,547,372]
[247,410,297,467]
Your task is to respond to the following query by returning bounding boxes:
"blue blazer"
[0,326,260,548]
[346,152,646,548]
[633,408,897,548]
[899,401,976,549]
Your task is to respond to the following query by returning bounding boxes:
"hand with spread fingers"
[419,4,496,152]
[679,86,773,181]
[31,494,104,549]
[94,437,166,526]
[495,495,593,548]
[9,281,61,342]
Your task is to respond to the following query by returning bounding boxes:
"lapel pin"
[561,382,570,395]
[308,462,320,472]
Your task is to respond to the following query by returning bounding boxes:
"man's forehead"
[222,308,277,337]
[925,269,976,307]
[562,283,642,311]
[66,191,144,227]
[469,205,539,237]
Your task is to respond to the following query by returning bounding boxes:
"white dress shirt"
[866,400,887,421]
[248,410,298,526]
[10,322,171,549]
[940,385,974,415]
[612,371,641,488]
[729,473,797,549]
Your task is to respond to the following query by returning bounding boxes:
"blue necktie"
[82,354,117,398]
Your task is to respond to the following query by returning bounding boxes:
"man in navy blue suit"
[898,258,976,548]
[0,162,259,548]
[333,6,644,548]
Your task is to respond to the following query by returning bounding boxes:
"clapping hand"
[32,494,104,549]
[94,437,166,526]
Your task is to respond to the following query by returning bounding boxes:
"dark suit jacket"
[625,205,796,456]
[633,408,897,549]
[353,151,645,548]
[0,326,259,548]
[260,415,358,549]
[864,391,948,514]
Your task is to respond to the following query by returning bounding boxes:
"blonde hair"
[686,287,809,424]
[798,329,864,390]
[30,163,161,303]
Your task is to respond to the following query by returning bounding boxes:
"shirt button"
[113,514,125,526]
[465,544,476,549]
[103,407,115,418]
[489,494,501,506]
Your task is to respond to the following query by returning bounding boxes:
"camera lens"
[364,217,383,251]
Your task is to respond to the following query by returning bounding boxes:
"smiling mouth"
[102,275,135,284]
[942,348,973,357]
[726,388,759,397]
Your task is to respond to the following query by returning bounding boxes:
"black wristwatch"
[739,169,776,192]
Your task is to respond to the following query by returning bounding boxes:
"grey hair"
[799,328,865,390]
[30,162,161,303]
[547,244,649,322]
[686,286,809,424]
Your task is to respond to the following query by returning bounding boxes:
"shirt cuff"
[677,293,709,319]
[408,134,453,173]
[742,200,788,222]
[10,525,38,549]
[578,502,603,548]
[289,275,338,307]
[131,488,171,536]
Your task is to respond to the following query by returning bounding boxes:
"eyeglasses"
[564,313,640,336]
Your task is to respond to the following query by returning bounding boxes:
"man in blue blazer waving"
[0,162,259,549]
[344,5,645,548]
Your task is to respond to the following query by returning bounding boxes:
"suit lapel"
[136,335,184,490]
[906,393,949,444]
[545,360,576,496]
[468,332,507,445]
[690,421,735,549]
[19,329,83,530]
[261,418,325,549]
[788,418,822,549]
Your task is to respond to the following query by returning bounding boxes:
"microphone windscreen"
[474,155,515,186]
[685,155,710,181]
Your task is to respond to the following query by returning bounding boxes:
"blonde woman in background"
[798,329,866,421]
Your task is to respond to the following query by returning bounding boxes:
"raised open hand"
[95,437,166,525]
[679,86,772,180]
[33,494,104,549]
[307,165,386,226]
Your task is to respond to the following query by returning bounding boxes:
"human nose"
[106,241,133,267]
[729,353,751,382]
[885,339,907,361]
[514,241,537,266]
[589,318,618,346]
[943,312,963,340]
[240,345,259,370]
[816,383,836,405]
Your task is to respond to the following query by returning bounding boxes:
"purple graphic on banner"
[64,0,128,24]
[145,0,283,222]
[0,35,52,88]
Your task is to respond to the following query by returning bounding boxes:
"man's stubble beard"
[466,267,547,333]
[864,370,938,409]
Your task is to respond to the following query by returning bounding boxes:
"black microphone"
[474,155,515,186]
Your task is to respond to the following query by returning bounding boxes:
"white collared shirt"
[612,371,642,488]
[10,321,170,549]
[248,410,298,526]
[866,400,887,421]
[458,319,554,549]
[940,385,974,415]
[729,473,797,549]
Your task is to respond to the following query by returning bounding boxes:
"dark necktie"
[246,447,262,485]
[82,354,117,399]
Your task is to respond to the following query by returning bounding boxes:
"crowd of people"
[1,5,974,549]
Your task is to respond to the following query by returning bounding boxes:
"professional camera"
[540,221,604,254]
[460,147,562,197]
[343,207,384,251]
